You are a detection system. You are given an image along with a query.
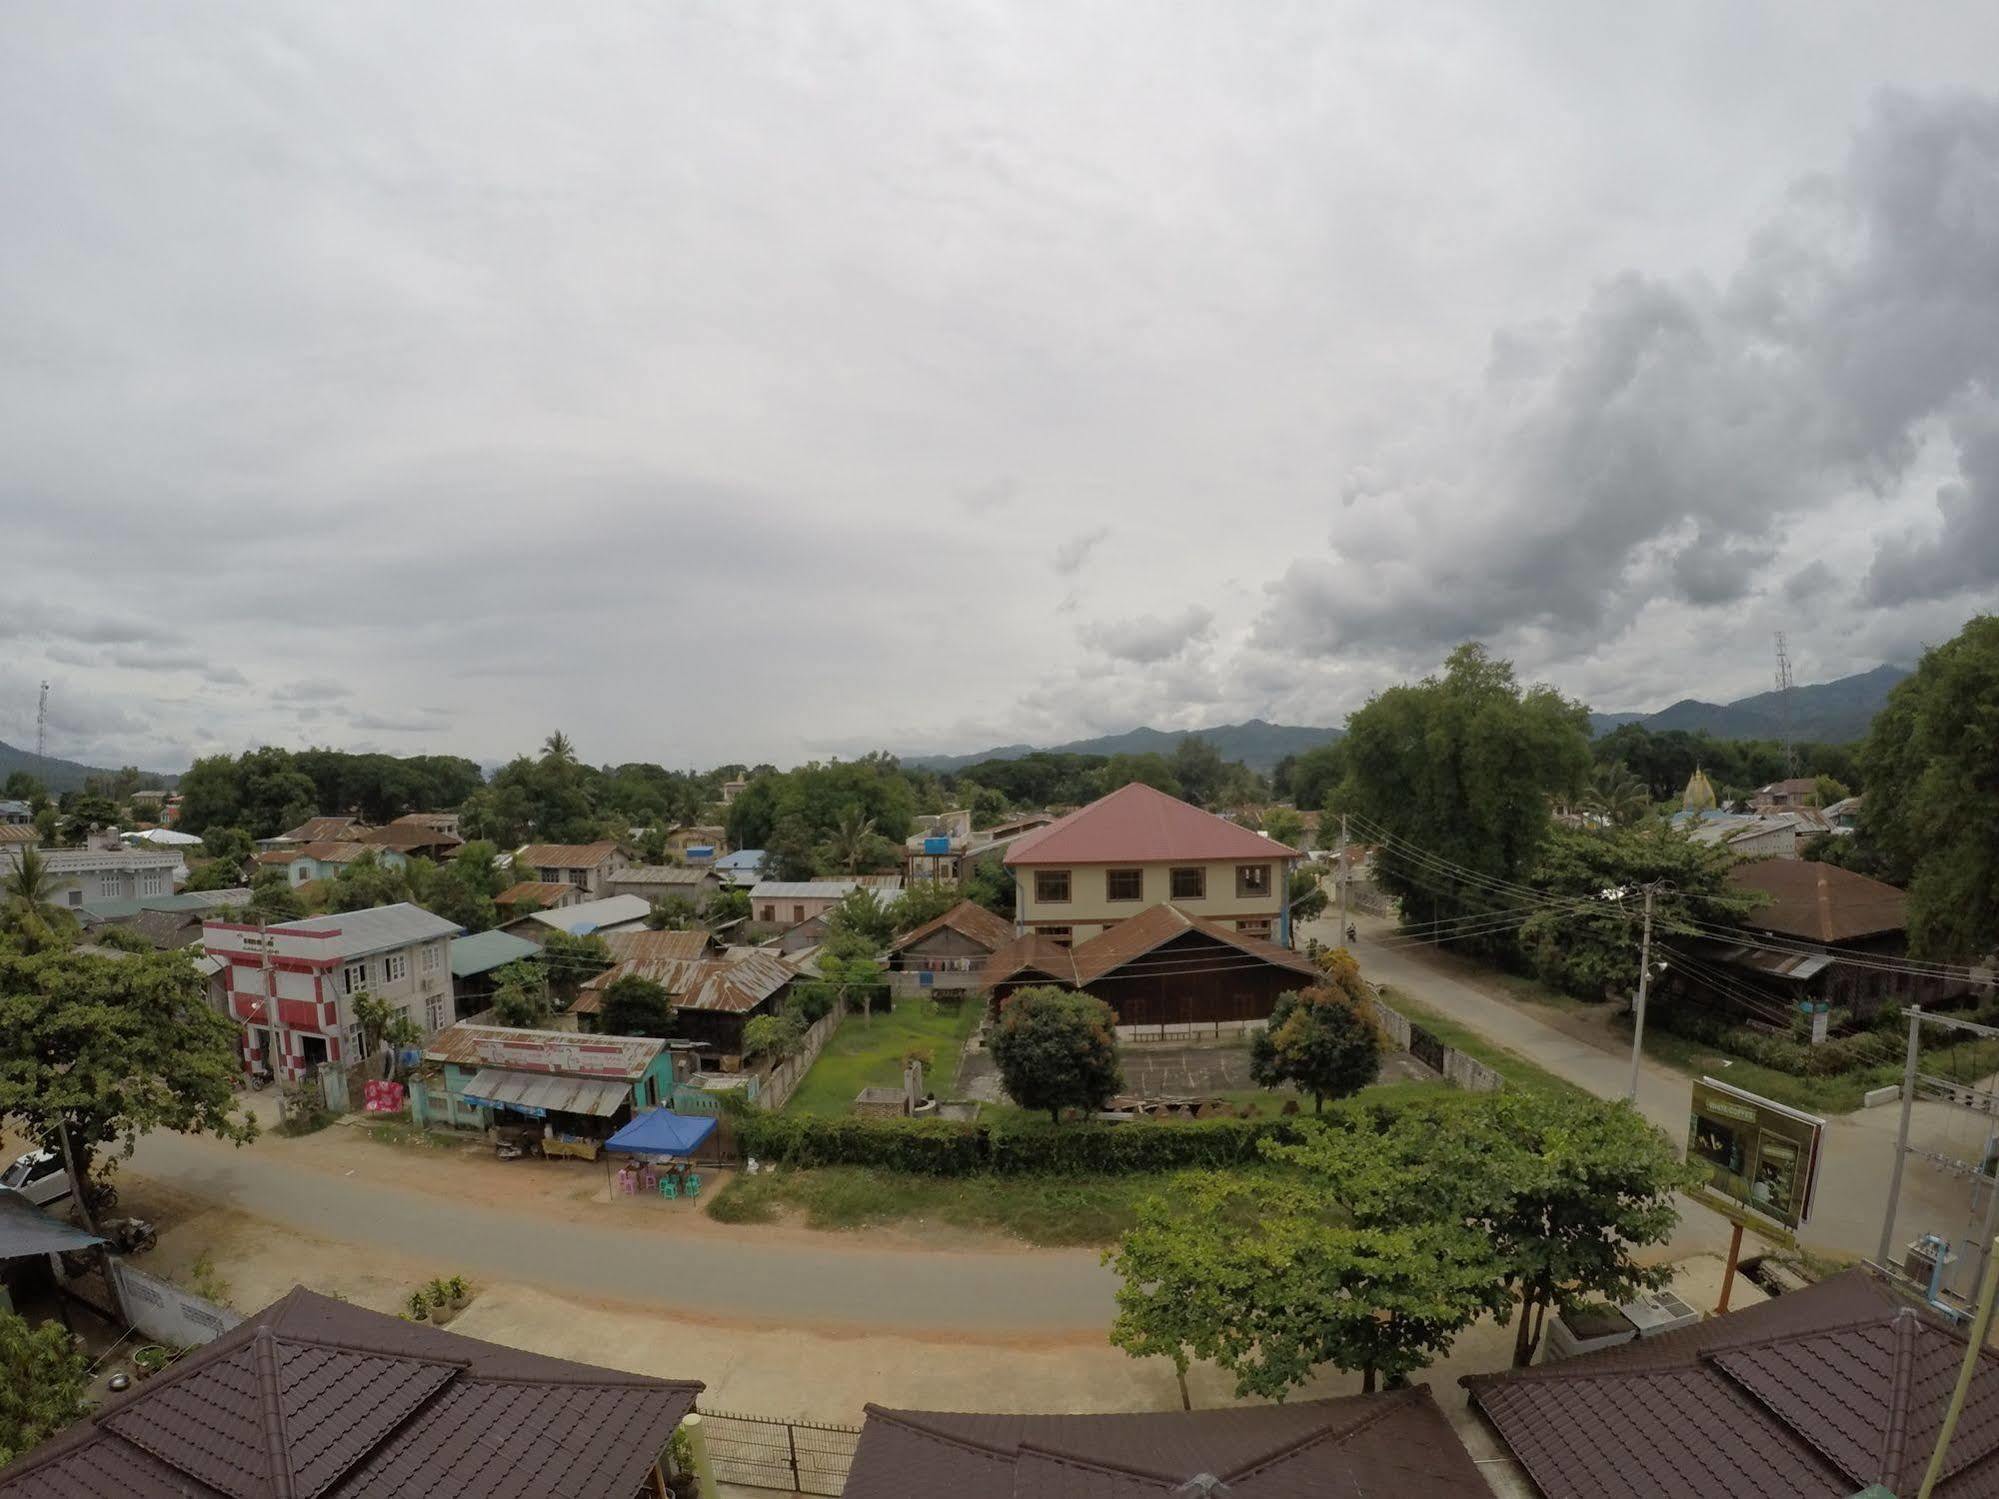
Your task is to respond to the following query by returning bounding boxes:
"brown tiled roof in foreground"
[843,1385,1486,1498]
[1728,859,1909,943]
[1465,1269,1999,1498]
[888,899,1015,956]
[0,1286,700,1499]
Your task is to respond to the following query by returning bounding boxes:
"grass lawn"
[706,1165,1272,1247]
[783,997,984,1117]
[1630,1019,1999,1116]
[1376,985,1593,1100]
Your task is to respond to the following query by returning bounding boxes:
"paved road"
[1314,912,1992,1282]
[127,1126,1120,1334]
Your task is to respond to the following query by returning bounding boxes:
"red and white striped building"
[203,903,460,1081]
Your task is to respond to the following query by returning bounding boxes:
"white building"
[2,845,182,909]
[202,902,461,1081]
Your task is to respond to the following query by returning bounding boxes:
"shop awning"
[461,1068,632,1119]
[604,1111,718,1159]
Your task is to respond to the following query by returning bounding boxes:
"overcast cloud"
[4,3,1999,771]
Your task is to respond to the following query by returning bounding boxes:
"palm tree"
[1582,765,1652,829]
[542,731,576,765]
[3,846,61,919]
[826,809,878,874]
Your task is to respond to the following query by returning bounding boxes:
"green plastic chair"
[683,1171,701,1198]
[658,1174,678,1200]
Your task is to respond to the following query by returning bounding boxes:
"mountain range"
[903,664,1913,775]
[0,740,177,796]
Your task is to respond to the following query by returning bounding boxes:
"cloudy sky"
[5,3,1998,772]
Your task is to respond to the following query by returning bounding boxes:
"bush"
[1650,1002,1892,1077]
[734,1110,1322,1176]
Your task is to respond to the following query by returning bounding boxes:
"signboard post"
[1687,1077,1827,1314]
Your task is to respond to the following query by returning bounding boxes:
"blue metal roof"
[713,849,766,872]
[449,928,543,978]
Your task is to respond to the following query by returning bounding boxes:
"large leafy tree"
[0,947,258,1229]
[539,931,612,1005]
[1247,953,1383,1111]
[598,974,675,1039]
[1515,823,1757,1001]
[990,987,1122,1123]
[1580,763,1653,828]
[326,851,412,913]
[1263,1091,1698,1367]
[243,868,306,924]
[1107,1171,1508,1398]
[1857,615,1999,960]
[725,754,917,856]
[1334,644,1592,936]
[490,961,553,1028]
[0,1307,89,1465]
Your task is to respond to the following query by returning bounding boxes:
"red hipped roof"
[1002,782,1298,867]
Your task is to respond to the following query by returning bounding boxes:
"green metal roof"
[449,928,543,978]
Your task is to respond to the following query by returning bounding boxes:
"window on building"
[67,889,82,908]
[1236,917,1274,939]
[425,992,446,1031]
[99,871,120,898]
[1105,868,1144,902]
[1035,869,1072,903]
[1170,867,1205,900]
[420,943,439,974]
[569,868,589,887]
[792,904,806,924]
[537,866,559,881]
[140,869,165,897]
[1236,864,1272,899]
[760,905,776,922]
[1042,926,1073,947]
[345,1022,365,1057]
[385,953,409,984]
[343,963,367,995]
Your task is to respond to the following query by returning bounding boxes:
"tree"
[57,793,120,845]
[825,887,895,949]
[1261,807,1305,848]
[1286,865,1328,924]
[1515,823,1756,1002]
[539,930,612,1004]
[705,887,751,926]
[889,881,962,934]
[1276,741,1346,813]
[417,863,494,933]
[742,1012,806,1060]
[990,987,1121,1123]
[1169,736,1230,807]
[1,772,43,802]
[963,858,1017,918]
[824,808,878,874]
[1580,763,1652,828]
[598,975,675,1039]
[0,1306,89,1465]
[1334,644,1592,939]
[326,851,411,913]
[2,847,62,925]
[1093,753,1182,800]
[490,961,552,1028]
[351,992,422,1077]
[542,730,577,764]
[1856,616,1999,960]
[1263,1091,1699,1367]
[243,868,305,924]
[645,895,702,930]
[1107,1171,1507,1399]
[764,815,818,882]
[198,825,254,867]
[0,947,257,1229]
[1248,956,1383,1111]
[803,931,888,1021]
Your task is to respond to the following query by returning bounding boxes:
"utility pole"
[1919,1234,1999,1499]
[1337,813,1350,945]
[1878,1008,1923,1266]
[1627,884,1656,1104]
[36,680,49,764]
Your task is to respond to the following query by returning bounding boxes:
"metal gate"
[699,1408,860,1495]
[1408,1021,1447,1074]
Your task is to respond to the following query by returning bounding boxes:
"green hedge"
[734,1110,1325,1176]
[1651,1003,1895,1078]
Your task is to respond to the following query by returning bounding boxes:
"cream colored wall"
[1015,859,1284,937]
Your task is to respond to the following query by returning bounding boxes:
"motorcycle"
[104,1217,158,1254]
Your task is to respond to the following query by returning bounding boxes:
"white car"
[1,1148,74,1208]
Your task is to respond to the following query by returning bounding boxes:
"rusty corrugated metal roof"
[1729,860,1909,944]
[888,900,1015,956]
[515,841,621,870]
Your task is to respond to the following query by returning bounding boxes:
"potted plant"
[407,1291,428,1322]
[132,1345,172,1379]
[424,1279,451,1323]
[447,1275,469,1310]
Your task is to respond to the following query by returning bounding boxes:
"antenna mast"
[1773,632,1796,777]
[36,680,49,764]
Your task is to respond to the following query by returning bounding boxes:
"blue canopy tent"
[604,1110,718,1162]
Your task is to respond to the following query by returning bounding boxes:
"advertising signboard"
[1687,1077,1826,1230]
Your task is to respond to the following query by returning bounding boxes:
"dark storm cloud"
[1257,93,1999,662]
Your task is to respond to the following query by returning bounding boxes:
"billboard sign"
[1687,1077,1825,1230]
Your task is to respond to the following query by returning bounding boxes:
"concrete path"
[1310,911,1993,1283]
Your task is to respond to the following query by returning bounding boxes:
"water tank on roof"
[687,846,714,860]
[922,836,951,855]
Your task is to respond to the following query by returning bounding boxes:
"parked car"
[2,1148,72,1207]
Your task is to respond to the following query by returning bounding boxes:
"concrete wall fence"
[755,1004,847,1112]
[1367,991,1504,1094]
[110,1259,240,1348]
